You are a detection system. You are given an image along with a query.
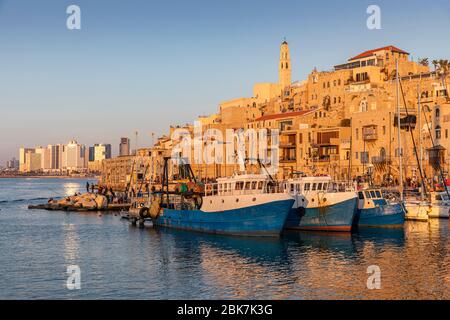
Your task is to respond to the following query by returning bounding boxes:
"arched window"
[436,108,440,118]
[380,147,386,159]
[286,63,289,69]
[359,99,368,112]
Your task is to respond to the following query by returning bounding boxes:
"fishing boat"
[355,188,405,228]
[283,175,358,232]
[129,158,294,237]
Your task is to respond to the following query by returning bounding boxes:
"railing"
[204,183,284,197]
[372,156,392,164]
[363,133,378,141]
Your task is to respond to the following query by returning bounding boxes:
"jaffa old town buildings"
[100,41,450,189]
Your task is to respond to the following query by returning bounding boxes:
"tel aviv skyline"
[1,0,450,164]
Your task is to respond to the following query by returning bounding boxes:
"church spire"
[279,40,291,91]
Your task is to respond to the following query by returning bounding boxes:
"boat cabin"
[285,176,354,194]
[206,174,278,196]
[358,189,387,208]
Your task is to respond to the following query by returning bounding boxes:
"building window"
[436,108,440,118]
[360,152,369,164]
[356,128,359,140]
[383,126,386,135]
[436,126,441,139]
[446,129,448,139]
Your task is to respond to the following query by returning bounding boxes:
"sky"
[0,0,449,165]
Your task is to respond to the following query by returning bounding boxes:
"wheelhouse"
[205,174,278,196]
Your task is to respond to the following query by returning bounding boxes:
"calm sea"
[0,178,448,300]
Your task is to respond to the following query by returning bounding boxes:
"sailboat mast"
[418,82,424,198]
[396,59,404,200]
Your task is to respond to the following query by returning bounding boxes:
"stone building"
[100,41,449,188]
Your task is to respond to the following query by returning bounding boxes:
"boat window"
[236,182,244,190]
[375,190,382,198]
[245,182,251,190]
[251,181,257,190]
[370,190,377,198]
[290,184,295,192]
[323,183,328,191]
[304,183,310,191]
[258,181,263,189]
[358,192,364,200]
[317,183,323,191]
[365,191,371,198]
[312,183,317,191]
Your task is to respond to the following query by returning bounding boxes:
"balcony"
[362,126,378,141]
[372,156,392,165]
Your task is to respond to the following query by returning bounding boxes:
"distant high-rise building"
[25,153,42,172]
[6,157,19,170]
[88,146,95,162]
[19,147,35,172]
[62,140,87,172]
[48,144,63,171]
[119,137,130,156]
[90,143,112,162]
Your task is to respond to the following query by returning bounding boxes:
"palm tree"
[437,60,450,101]
[432,60,439,72]
[418,58,429,67]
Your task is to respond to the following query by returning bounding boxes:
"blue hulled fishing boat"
[355,189,405,228]
[283,176,358,232]
[131,158,294,237]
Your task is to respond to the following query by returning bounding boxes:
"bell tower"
[279,40,291,92]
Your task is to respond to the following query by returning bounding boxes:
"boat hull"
[356,203,405,228]
[428,205,450,218]
[404,202,430,221]
[284,197,357,232]
[154,199,294,237]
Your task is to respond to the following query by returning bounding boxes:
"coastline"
[0,175,98,180]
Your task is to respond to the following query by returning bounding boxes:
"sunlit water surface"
[0,178,448,299]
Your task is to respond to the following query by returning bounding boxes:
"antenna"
[134,131,138,155]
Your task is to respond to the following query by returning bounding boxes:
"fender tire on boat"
[149,197,161,220]
[193,195,203,210]
[139,207,149,219]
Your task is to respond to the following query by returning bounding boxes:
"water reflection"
[138,223,447,299]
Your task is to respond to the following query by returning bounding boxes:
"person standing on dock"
[91,183,95,193]
[86,182,90,193]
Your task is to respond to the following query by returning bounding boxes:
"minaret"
[279,40,292,91]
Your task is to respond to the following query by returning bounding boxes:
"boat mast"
[396,59,404,200]
[418,80,424,198]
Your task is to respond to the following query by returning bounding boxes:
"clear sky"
[1,0,449,165]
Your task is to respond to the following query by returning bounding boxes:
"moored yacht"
[283,175,358,232]
[404,196,430,222]
[427,191,450,218]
